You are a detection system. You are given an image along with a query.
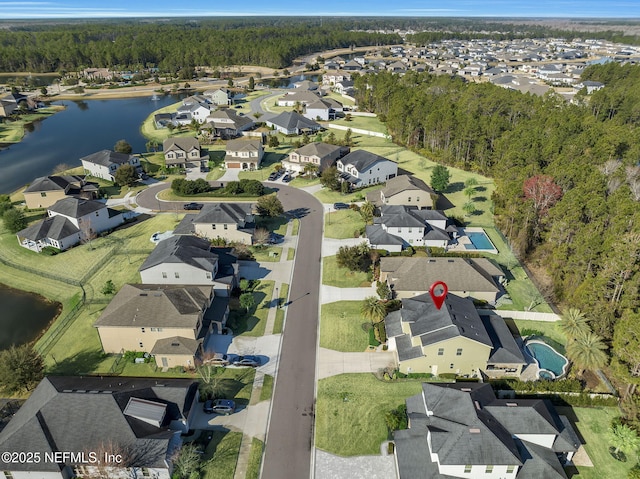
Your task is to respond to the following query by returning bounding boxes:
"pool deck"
[448,227,499,254]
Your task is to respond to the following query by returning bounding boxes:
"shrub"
[374,321,387,343]
[368,327,380,347]
[40,246,59,256]
[385,404,408,432]
[439,373,457,380]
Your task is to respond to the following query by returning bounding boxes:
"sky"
[1,0,640,19]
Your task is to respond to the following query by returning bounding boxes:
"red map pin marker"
[429,281,448,310]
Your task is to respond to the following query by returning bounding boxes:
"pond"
[0,93,183,194]
[0,283,60,350]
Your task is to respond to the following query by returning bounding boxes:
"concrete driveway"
[204,333,282,378]
[317,348,396,380]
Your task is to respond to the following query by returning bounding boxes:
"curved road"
[136,183,323,479]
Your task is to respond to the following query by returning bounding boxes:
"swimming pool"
[464,231,495,250]
[525,340,569,379]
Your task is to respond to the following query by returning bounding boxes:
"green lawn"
[325,209,365,239]
[314,184,380,204]
[255,214,289,235]
[286,247,295,261]
[201,430,243,479]
[322,256,370,288]
[316,373,423,456]
[329,115,389,134]
[259,374,275,402]
[228,281,274,337]
[250,246,283,262]
[560,407,636,479]
[508,319,567,355]
[245,438,265,479]
[273,283,289,334]
[291,218,300,236]
[320,301,370,352]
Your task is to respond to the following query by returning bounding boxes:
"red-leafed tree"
[523,175,563,217]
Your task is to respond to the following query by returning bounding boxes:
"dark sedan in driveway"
[233,355,261,367]
[184,202,203,210]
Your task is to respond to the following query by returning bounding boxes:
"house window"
[175,272,180,279]
[408,197,411,202]
[141,328,145,333]
[456,348,463,356]
[408,228,412,233]
[224,224,228,230]
[162,272,167,279]
[450,363,454,369]
[397,228,402,233]
[464,465,472,473]
[507,465,515,473]
[212,224,216,229]
[437,348,444,356]
[486,466,494,473]
[416,197,420,202]
[139,342,144,348]
[40,192,47,197]
[206,273,212,279]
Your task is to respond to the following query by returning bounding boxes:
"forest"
[354,64,640,421]
[0,18,400,73]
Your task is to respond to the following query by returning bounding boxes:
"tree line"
[0,19,400,73]
[354,65,640,423]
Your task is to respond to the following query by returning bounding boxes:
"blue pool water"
[526,342,568,378]
[464,232,494,250]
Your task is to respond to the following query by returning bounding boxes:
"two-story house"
[304,97,343,121]
[163,137,208,169]
[282,142,348,174]
[204,88,234,106]
[16,197,126,252]
[94,284,217,369]
[175,101,211,125]
[0,376,199,479]
[174,202,255,245]
[393,382,580,479]
[367,174,436,210]
[276,90,322,107]
[224,139,264,170]
[139,235,238,297]
[366,205,453,251]
[204,108,255,138]
[22,175,99,209]
[385,293,526,377]
[336,150,398,188]
[80,149,141,182]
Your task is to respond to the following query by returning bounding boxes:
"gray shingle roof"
[0,376,197,472]
[80,149,134,167]
[139,235,217,273]
[192,202,254,227]
[17,215,79,241]
[380,257,501,295]
[291,142,343,158]
[150,336,202,356]
[163,137,200,153]
[481,314,526,365]
[48,197,106,218]
[94,284,211,329]
[339,150,391,173]
[379,174,435,198]
[24,175,85,193]
[365,225,406,247]
[225,139,262,153]
[266,111,321,131]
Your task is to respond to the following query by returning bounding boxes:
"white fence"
[326,123,390,139]
[478,310,561,322]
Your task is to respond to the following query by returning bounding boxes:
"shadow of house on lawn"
[46,349,107,376]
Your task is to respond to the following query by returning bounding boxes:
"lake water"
[0,284,60,350]
[0,93,182,194]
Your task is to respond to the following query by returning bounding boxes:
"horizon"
[1,0,640,20]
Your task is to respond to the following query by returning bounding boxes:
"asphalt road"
[260,185,323,479]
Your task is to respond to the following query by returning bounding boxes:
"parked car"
[269,233,284,244]
[282,174,292,183]
[205,353,229,366]
[333,202,349,210]
[268,171,280,181]
[203,399,236,415]
[184,202,203,210]
[233,355,261,368]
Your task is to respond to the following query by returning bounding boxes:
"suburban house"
[174,202,256,245]
[276,90,323,107]
[379,256,504,303]
[384,292,526,376]
[80,149,141,182]
[574,80,605,93]
[393,382,580,479]
[366,205,453,251]
[94,283,220,369]
[224,138,264,170]
[322,71,352,86]
[265,111,322,135]
[204,88,234,106]
[0,98,17,117]
[367,174,436,209]
[282,142,348,173]
[336,150,398,188]
[175,101,211,125]
[304,97,343,121]
[204,108,254,138]
[163,137,209,169]
[22,175,99,209]
[139,235,238,296]
[16,197,126,252]
[0,376,198,479]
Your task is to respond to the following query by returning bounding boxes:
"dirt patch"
[581,369,602,391]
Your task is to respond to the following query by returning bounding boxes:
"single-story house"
[224,139,264,170]
[174,202,255,245]
[282,142,348,174]
[379,256,504,303]
[277,90,322,107]
[22,175,99,209]
[336,150,398,188]
[0,376,198,479]
[393,382,580,479]
[163,137,209,169]
[80,149,141,182]
[139,235,238,296]
[384,293,526,376]
[265,111,322,135]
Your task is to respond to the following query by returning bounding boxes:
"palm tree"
[608,423,640,456]
[462,201,475,216]
[360,201,376,225]
[558,308,590,342]
[361,296,386,324]
[566,331,608,375]
[464,186,476,200]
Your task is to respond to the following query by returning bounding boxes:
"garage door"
[226,162,241,168]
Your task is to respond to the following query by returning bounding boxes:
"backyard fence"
[36,299,84,356]
[478,309,561,322]
[326,123,390,139]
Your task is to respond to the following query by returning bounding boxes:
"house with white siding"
[80,149,141,182]
[336,150,397,188]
